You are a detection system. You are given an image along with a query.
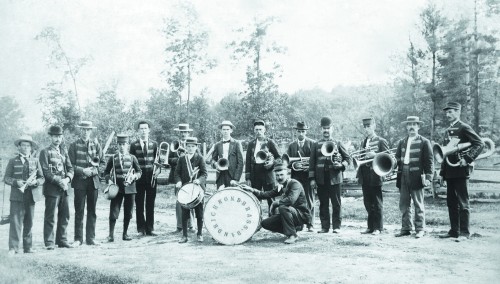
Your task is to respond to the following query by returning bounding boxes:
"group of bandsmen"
[4,101,485,253]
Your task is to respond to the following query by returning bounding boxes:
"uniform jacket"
[395,135,433,189]
[253,178,311,223]
[287,137,315,180]
[210,138,244,183]
[308,139,351,185]
[129,139,157,180]
[68,138,103,190]
[167,140,201,183]
[174,153,208,190]
[39,144,74,197]
[356,135,390,186]
[4,155,44,203]
[440,120,484,179]
[104,153,142,194]
[245,138,281,185]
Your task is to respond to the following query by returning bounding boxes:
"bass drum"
[204,187,261,245]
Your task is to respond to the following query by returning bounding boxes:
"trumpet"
[350,146,378,168]
[216,157,229,171]
[19,171,37,193]
[124,167,136,185]
[433,137,495,167]
[170,140,186,157]
[372,149,397,176]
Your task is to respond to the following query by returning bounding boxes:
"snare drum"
[177,183,204,209]
[204,187,262,245]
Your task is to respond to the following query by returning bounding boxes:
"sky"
[0,0,479,131]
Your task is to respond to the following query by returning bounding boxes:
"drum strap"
[185,155,199,182]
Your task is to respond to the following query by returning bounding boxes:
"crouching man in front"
[243,162,311,244]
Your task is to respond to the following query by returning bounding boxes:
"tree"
[161,2,216,122]
[38,81,80,132]
[0,96,26,158]
[228,17,288,135]
[35,27,91,116]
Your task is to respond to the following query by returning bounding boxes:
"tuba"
[433,137,495,167]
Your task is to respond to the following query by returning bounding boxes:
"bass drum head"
[177,183,203,209]
[204,187,261,245]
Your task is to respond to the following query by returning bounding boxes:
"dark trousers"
[181,201,203,237]
[44,195,70,247]
[261,206,305,237]
[74,182,98,243]
[175,186,193,230]
[251,164,274,214]
[216,171,232,189]
[362,185,383,231]
[135,175,156,233]
[9,199,35,251]
[317,183,342,230]
[110,192,135,221]
[446,178,470,237]
[292,172,314,226]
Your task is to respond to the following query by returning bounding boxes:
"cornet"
[124,167,136,185]
[433,137,495,167]
[19,171,37,193]
[170,140,186,157]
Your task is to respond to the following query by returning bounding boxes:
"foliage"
[37,81,80,132]
[0,96,25,159]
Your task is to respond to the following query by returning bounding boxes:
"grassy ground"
[0,181,499,283]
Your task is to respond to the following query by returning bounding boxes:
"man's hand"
[310,180,316,189]
[269,201,280,216]
[424,179,431,187]
[82,167,93,178]
[246,179,252,187]
[108,180,113,185]
[332,162,343,170]
[193,179,200,185]
[439,176,446,187]
[153,167,161,178]
[176,181,182,189]
[240,185,254,193]
[459,158,468,167]
[27,179,38,187]
[16,180,26,188]
[230,180,238,187]
[264,156,274,170]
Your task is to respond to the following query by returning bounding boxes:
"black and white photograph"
[1,0,499,283]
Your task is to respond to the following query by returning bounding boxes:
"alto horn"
[372,149,397,177]
[321,141,337,157]
[255,150,269,164]
[216,158,229,171]
[434,138,495,167]
[171,140,185,157]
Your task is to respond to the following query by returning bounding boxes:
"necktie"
[298,141,304,148]
[143,141,147,153]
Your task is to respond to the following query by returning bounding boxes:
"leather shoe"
[146,232,158,236]
[439,232,458,239]
[138,230,146,236]
[72,240,82,247]
[178,237,188,243]
[24,248,36,253]
[197,235,204,242]
[415,231,425,238]
[46,246,55,250]
[371,230,381,236]
[107,236,114,242]
[173,228,182,233]
[332,228,341,234]
[307,225,314,232]
[58,242,73,248]
[361,229,373,234]
[395,231,411,237]
[284,235,298,244]
[8,249,17,256]
[455,236,469,242]
[122,234,132,241]
[86,240,100,246]
[317,229,329,234]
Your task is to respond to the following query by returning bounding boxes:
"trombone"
[170,140,186,157]
[151,142,170,187]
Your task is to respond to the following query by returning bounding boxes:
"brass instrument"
[151,142,170,187]
[281,153,309,171]
[372,149,397,177]
[90,156,100,167]
[216,157,229,171]
[255,150,269,164]
[350,146,378,169]
[171,140,186,157]
[320,141,342,163]
[124,167,136,185]
[19,171,37,193]
[433,137,495,167]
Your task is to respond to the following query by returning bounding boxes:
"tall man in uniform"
[68,121,102,246]
[309,116,351,234]
[286,121,315,231]
[438,102,484,241]
[129,119,159,236]
[356,118,389,235]
[210,120,244,189]
[394,116,433,239]
[4,135,44,254]
[168,123,194,232]
[245,119,281,214]
[244,162,311,244]
[39,125,74,249]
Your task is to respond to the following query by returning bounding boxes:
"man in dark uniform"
[285,121,315,231]
[104,134,142,242]
[129,119,159,236]
[394,116,433,239]
[210,120,244,189]
[309,116,351,234]
[39,125,74,250]
[356,117,389,235]
[4,135,44,254]
[245,119,281,214]
[244,162,311,244]
[168,123,195,232]
[438,102,484,241]
[68,121,102,246]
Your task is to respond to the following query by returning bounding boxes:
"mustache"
[409,127,416,131]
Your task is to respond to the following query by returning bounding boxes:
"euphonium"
[171,140,185,157]
[433,137,495,167]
